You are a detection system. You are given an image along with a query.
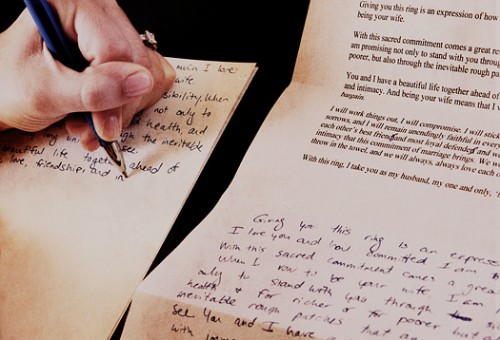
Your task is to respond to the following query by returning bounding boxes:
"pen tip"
[122,171,128,178]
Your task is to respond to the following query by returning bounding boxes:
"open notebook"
[0,57,256,339]
[122,0,499,339]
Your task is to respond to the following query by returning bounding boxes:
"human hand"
[0,0,175,150]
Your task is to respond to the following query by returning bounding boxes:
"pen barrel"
[24,0,88,70]
[25,0,126,175]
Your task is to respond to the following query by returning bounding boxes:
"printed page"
[122,1,499,339]
[0,57,256,339]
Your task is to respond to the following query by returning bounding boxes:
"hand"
[0,0,175,150]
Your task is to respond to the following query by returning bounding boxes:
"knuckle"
[163,63,176,89]
[136,49,153,69]
[100,38,133,62]
[157,57,176,92]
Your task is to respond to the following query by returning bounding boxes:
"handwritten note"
[0,57,256,339]
[122,201,498,339]
[122,0,498,339]
[0,59,254,181]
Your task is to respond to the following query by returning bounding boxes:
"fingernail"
[104,115,121,141]
[124,71,152,97]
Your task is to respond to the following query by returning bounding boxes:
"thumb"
[58,61,154,114]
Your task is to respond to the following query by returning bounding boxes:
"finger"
[120,54,175,130]
[65,116,101,151]
[120,97,142,130]
[63,54,170,143]
[44,61,154,115]
[146,52,176,106]
[81,62,154,111]
[91,106,122,142]
[80,127,101,151]
[113,50,174,131]
[72,0,149,66]
[65,114,87,136]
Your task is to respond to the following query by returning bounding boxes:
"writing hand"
[0,0,175,151]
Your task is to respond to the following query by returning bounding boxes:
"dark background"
[1,1,310,337]
[117,0,310,273]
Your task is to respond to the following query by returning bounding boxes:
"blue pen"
[24,0,127,177]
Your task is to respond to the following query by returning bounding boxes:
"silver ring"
[140,30,158,50]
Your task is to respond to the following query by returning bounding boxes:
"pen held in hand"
[24,0,128,178]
